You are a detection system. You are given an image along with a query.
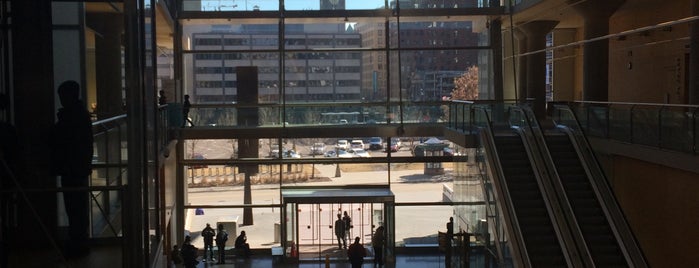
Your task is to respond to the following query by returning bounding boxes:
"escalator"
[544,131,628,266]
[492,131,568,267]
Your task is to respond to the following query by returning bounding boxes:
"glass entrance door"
[296,203,379,261]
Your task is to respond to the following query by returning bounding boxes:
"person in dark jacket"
[51,80,93,257]
[181,235,198,268]
[215,224,228,264]
[201,223,216,262]
[347,237,366,268]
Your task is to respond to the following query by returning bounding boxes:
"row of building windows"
[193,52,361,61]
[193,35,360,48]
[195,79,360,88]
[195,66,361,75]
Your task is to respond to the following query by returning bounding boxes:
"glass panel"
[659,107,695,153]
[609,105,631,142]
[631,107,660,147]
[393,16,488,49]
[182,0,280,11]
[285,0,387,10]
[393,0,499,9]
[181,18,280,51]
[183,207,282,251]
[394,205,453,247]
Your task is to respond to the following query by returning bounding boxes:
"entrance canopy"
[281,186,394,204]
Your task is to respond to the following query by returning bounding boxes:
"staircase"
[544,133,628,267]
[494,133,567,267]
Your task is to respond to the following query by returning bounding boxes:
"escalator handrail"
[509,106,592,268]
[473,106,532,267]
[552,104,649,268]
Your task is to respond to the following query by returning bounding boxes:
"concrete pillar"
[86,13,125,119]
[513,28,528,103]
[568,0,625,101]
[10,0,56,249]
[690,0,699,104]
[519,20,559,118]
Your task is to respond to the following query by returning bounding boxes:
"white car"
[351,148,371,158]
[350,140,364,150]
[336,139,349,150]
[337,150,354,158]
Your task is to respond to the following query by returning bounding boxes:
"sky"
[200,0,386,11]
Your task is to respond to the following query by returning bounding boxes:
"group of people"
[333,211,385,268]
[171,223,251,267]
[334,211,353,249]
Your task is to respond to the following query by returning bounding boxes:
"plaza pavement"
[185,163,454,252]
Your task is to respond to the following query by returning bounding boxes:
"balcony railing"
[551,101,698,155]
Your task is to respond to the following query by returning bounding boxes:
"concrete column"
[513,28,528,103]
[10,0,57,249]
[519,20,559,118]
[87,13,124,119]
[568,0,625,101]
[690,0,699,104]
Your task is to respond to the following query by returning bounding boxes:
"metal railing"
[552,101,698,155]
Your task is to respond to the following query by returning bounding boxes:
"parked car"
[324,150,337,158]
[368,137,383,150]
[189,153,207,169]
[385,140,399,152]
[337,150,354,158]
[350,148,371,158]
[443,147,460,156]
[336,139,349,150]
[310,143,326,155]
[283,149,301,158]
[350,140,364,150]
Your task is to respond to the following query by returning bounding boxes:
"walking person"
[50,80,93,258]
[347,237,366,268]
[334,214,346,249]
[201,223,216,262]
[372,226,385,267]
[215,224,228,264]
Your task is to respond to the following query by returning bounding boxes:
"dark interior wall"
[608,155,699,267]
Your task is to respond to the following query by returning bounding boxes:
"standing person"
[158,90,167,105]
[342,211,352,241]
[446,217,454,268]
[234,230,251,258]
[201,223,216,262]
[170,245,183,267]
[215,224,228,264]
[334,214,346,249]
[50,80,93,257]
[182,94,194,127]
[347,237,366,268]
[181,235,199,268]
[372,226,385,267]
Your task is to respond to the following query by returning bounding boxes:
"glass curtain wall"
[178,0,498,252]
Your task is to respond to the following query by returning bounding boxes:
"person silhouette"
[334,214,346,249]
[50,80,93,257]
[372,226,385,267]
[234,230,251,258]
[158,90,167,105]
[347,236,366,268]
[215,223,228,264]
[201,223,216,262]
[182,94,194,127]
